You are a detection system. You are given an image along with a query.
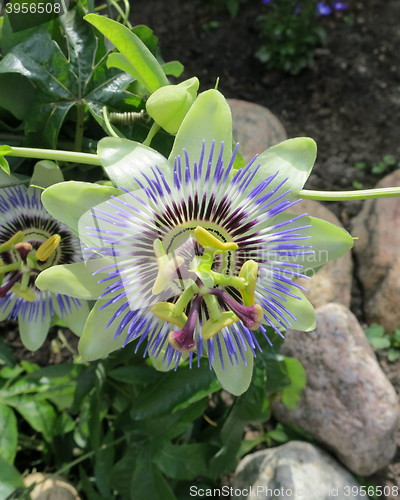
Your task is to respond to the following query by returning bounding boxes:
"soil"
[132,0,400,495]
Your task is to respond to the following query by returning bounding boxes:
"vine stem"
[4,146,101,166]
[300,187,400,200]
[4,146,400,201]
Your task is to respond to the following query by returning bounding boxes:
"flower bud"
[146,77,199,134]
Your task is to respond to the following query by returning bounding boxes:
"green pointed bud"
[146,77,200,134]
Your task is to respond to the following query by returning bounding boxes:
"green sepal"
[18,310,51,351]
[271,214,354,271]
[35,262,105,300]
[97,137,173,190]
[41,181,122,235]
[280,288,316,332]
[253,138,317,196]
[78,298,127,361]
[211,343,254,396]
[30,160,64,190]
[84,14,169,93]
[54,300,90,337]
[169,89,233,167]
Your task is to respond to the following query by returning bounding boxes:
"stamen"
[202,311,239,340]
[238,260,258,306]
[209,288,263,331]
[36,234,61,262]
[151,301,187,328]
[152,239,185,294]
[193,226,238,252]
[0,231,24,253]
[0,272,22,298]
[15,242,33,262]
[168,295,202,353]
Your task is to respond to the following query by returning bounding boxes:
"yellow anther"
[152,254,185,295]
[151,301,187,328]
[36,234,61,262]
[239,260,258,306]
[194,226,238,251]
[0,231,24,253]
[202,311,239,340]
[11,283,36,302]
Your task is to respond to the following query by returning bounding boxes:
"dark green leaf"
[0,403,17,463]
[153,443,211,481]
[0,7,133,148]
[12,397,57,442]
[0,337,16,368]
[110,446,142,498]
[130,452,176,500]
[130,365,220,420]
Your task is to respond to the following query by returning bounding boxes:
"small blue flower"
[0,186,88,350]
[317,2,332,16]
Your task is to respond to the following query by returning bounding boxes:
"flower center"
[150,225,262,353]
[0,230,62,302]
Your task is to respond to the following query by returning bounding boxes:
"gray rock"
[272,303,400,476]
[233,441,369,499]
[289,199,353,308]
[351,170,400,331]
[228,99,287,162]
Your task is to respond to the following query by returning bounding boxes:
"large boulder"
[272,303,400,476]
[233,441,369,499]
[352,170,400,330]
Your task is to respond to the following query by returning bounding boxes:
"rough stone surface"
[228,99,287,162]
[272,303,400,476]
[351,170,400,331]
[24,473,80,500]
[289,199,353,308]
[233,441,369,500]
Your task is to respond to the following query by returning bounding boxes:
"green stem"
[4,146,101,166]
[74,102,85,153]
[143,122,160,147]
[300,187,400,201]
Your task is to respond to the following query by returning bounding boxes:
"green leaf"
[84,14,169,93]
[0,156,10,175]
[387,349,400,362]
[0,73,35,120]
[130,364,221,420]
[110,447,141,498]
[130,452,176,500]
[281,357,306,409]
[252,137,317,196]
[41,181,121,235]
[0,455,24,498]
[35,262,105,300]
[161,61,184,77]
[0,8,133,147]
[30,160,64,190]
[97,137,172,190]
[369,337,391,350]
[0,403,18,463]
[13,397,57,442]
[153,443,211,480]
[169,89,233,167]
[0,337,16,368]
[365,324,385,339]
